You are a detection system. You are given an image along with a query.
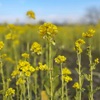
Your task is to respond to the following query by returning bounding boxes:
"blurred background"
[0,0,100,25]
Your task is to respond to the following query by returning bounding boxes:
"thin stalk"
[88,46,93,100]
[20,85,23,100]
[34,56,38,100]
[66,83,69,100]
[27,42,30,54]
[0,57,6,100]
[61,63,64,100]
[77,53,82,100]
[48,41,53,100]
[27,77,31,100]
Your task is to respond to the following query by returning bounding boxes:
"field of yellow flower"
[0,11,100,100]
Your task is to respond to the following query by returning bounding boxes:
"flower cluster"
[39,23,58,41]
[30,42,42,55]
[7,24,16,30]
[0,41,4,50]
[21,53,29,59]
[5,88,15,97]
[11,60,35,78]
[38,62,48,71]
[26,10,35,19]
[94,58,99,64]
[82,29,95,38]
[73,82,80,89]
[62,67,72,83]
[5,33,18,40]
[16,78,26,85]
[75,39,85,54]
[55,55,66,64]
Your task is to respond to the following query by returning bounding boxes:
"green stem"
[0,58,6,100]
[88,46,93,100]
[77,53,82,100]
[48,41,53,100]
[27,77,31,100]
[34,56,38,100]
[66,83,69,100]
[61,63,64,100]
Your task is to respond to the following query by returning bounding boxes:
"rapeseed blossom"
[94,58,99,64]
[30,42,42,55]
[55,55,66,64]
[62,67,71,75]
[5,88,15,97]
[39,23,58,41]
[63,76,72,83]
[82,29,95,38]
[21,53,29,59]
[26,10,35,19]
[62,67,72,83]
[75,39,85,54]
[16,78,26,85]
[73,82,80,89]
[0,41,4,50]
[38,62,48,71]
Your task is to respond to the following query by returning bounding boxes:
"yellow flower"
[5,88,15,97]
[16,60,35,77]
[63,76,72,83]
[55,55,66,64]
[21,53,29,59]
[82,29,95,38]
[0,53,7,58]
[38,62,48,71]
[62,67,71,75]
[39,23,58,40]
[94,58,99,64]
[26,10,35,19]
[0,41,4,50]
[75,39,85,45]
[74,39,85,54]
[25,71,31,77]
[11,70,20,78]
[7,24,15,30]
[5,33,12,40]
[16,78,26,85]
[30,42,42,55]
[73,82,80,89]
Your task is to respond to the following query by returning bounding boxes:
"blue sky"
[0,0,100,23]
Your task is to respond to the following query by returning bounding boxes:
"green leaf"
[44,85,50,97]
[84,74,90,81]
[75,68,79,74]
[54,87,61,99]
[93,87,100,94]
[0,90,3,94]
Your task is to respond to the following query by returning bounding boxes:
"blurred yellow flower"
[26,10,35,19]
[55,55,66,64]
[30,42,42,55]
[82,29,95,38]
[63,76,72,83]
[5,88,15,97]
[39,23,58,40]
[21,53,29,59]
[16,78,26,85]
[73,82,80,89]
[74,39,85,54]
[62,67,71,75]
[94,58,99,64]
[38,62,48,71]
[0,41,4,50]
